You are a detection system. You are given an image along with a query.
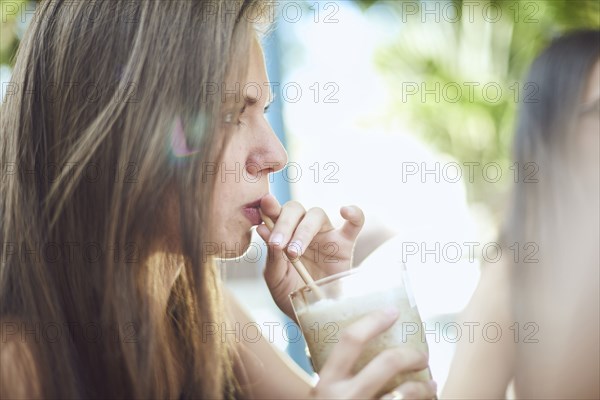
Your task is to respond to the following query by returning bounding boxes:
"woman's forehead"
[248,37,268,79]
[245,37,270,101]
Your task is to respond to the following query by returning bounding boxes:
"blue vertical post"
[263,30,314,375]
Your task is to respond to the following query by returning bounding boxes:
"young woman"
[0,1,436,399]
[442,30,600,399]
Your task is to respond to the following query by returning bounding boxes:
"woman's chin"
[236,231,253,256]
[217,230,253,260]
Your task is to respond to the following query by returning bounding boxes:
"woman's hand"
[256,194,364,320]
[310,308,437,399]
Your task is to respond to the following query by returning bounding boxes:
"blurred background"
[2,0,598,390]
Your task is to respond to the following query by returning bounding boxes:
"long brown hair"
[1,0,269,398]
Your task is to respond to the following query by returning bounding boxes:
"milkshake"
[290,263,433,397]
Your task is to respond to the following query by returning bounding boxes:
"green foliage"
[0,0,28,66]
[354,0,599,207]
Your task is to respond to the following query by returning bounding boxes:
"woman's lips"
[242,197,265,226]
[242,206,262,226]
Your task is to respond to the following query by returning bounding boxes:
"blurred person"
[0,1,437,399]
[442,30,600,399]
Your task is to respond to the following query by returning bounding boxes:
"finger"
[351,348,429,398]
[319,308,399,382]
[287,207,334,258]
[339,205,365,240]
[260,221,294,285]
[255,224,271,243]
[381,380,437,400]
[260,194,282,222]
[257,221,292,283]
[266,201,306,249]
[380,390,404,400]
[262,241,293,284]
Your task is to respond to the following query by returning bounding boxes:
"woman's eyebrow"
[244,95,259,105]
[243,91,275,110]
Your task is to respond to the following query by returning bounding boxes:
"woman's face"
[210,39,287,255]
[574,59,600,193]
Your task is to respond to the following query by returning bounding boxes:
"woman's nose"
[251,122,288,175]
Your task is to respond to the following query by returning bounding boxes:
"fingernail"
[429,380,437,392]
[269,232,283,246]
[287,240,303,256]
[383,306,399,319]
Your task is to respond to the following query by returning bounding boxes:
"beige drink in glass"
[290,261,433,397]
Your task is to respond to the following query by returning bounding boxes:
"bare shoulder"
[0,319,42,399]
[475,259,512,291]
[462,260,512,320]
[442,261,515,399]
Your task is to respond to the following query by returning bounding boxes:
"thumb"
[339,205,365,240]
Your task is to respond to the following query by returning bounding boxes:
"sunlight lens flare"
[170,116,202,158]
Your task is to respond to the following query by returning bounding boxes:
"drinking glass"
[290,261,434,397]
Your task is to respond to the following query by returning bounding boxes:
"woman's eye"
[223,107,245,127]
[236,105,248,126]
